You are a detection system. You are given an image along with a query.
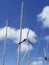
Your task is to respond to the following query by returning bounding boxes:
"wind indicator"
[20,29,37,65]
[2,20,8,65]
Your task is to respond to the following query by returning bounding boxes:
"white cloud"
[37,6,49,28]
[0,26,17,40]
[0,26,37,51]
[21,41,34,51]
[15,28,37,43]
[37,57,43,60]
[31,60,43,65]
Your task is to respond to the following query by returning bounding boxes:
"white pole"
[27,30,30,65]
[2,20,8,65]
[17,1,24,65]
[28,43,30,65]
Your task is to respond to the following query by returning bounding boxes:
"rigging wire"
[35,26,44,57]
[21,51,27,63]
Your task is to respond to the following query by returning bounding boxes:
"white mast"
[2,20,8,65]
[27,30,30,65]
[17,1,24,65]
[28,43,30,65]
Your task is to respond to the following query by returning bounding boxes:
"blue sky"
[0,0,49,65]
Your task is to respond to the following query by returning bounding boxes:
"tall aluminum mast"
[17,1,24,65]
[2,20,8,65]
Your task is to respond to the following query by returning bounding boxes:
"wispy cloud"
[31,60,43,65]
[0,26,37,51]
[37,6,49,28]
[37,57,43,60]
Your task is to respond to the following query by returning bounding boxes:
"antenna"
[17,1,24,65]
[2,20,8,65]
